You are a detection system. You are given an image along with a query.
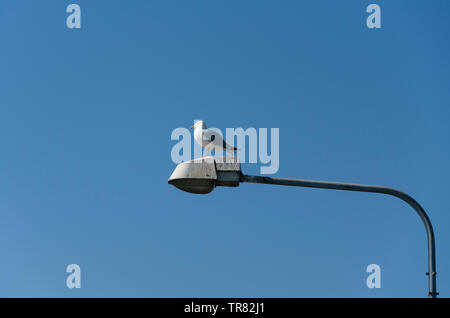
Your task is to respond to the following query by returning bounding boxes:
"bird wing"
[210,130,237,149]
[202,129,237,151]
[202,129,220,143]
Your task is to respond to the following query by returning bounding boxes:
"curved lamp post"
[168,156,438,298]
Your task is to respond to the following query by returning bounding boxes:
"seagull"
[190,120,239,156]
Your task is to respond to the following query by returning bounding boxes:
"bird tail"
[223,140,240,152]
[225,146,239,154]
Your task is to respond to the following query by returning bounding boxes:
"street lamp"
[168,156,438,298]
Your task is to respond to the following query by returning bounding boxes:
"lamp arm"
[241,174,438,298]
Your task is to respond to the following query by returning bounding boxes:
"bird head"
[190,120,207,129]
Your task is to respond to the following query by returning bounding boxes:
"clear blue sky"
[0,0,449,297]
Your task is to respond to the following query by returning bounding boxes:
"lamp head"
[168,156,241,194]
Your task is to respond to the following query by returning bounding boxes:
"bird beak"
[190,125,194,129]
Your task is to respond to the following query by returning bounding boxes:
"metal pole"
[241,174,438,298]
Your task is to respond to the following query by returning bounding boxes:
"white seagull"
[190,120,239,156]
